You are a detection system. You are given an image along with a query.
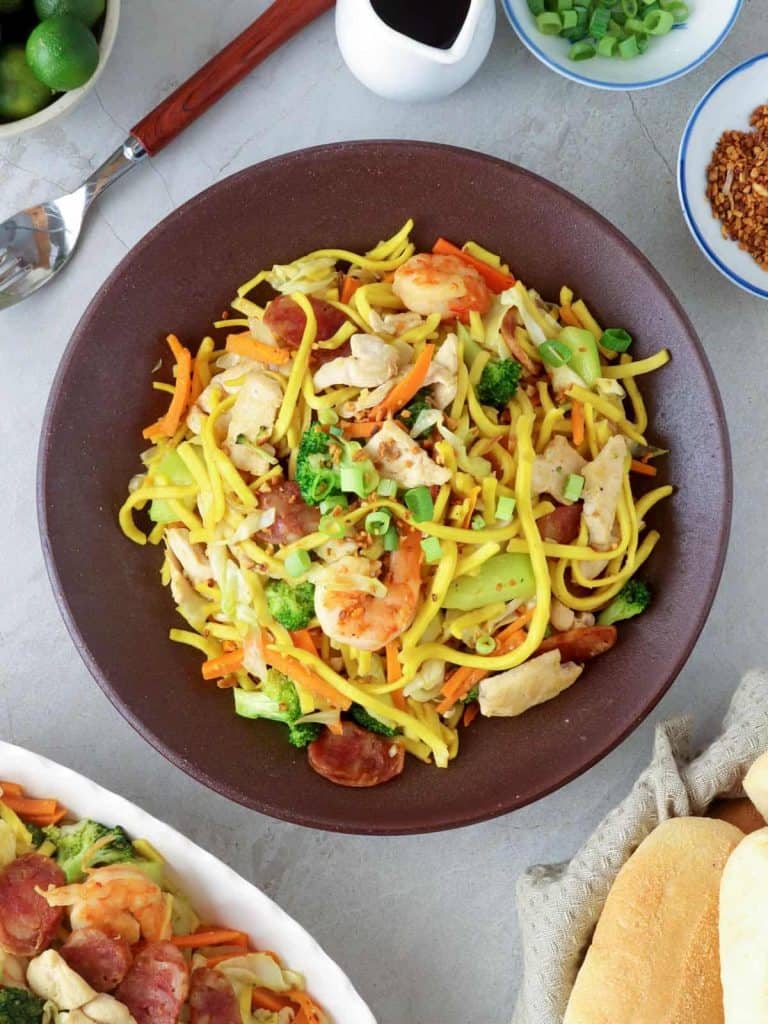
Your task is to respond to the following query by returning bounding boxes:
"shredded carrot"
[201,650,244,681]
[1,795,57,816]
[288,991,325,1024]
[0,781,23,797]
[432,237,516,293]
[390,689,408,712]
[142,335,193,440]
[571,400,585,448]
[189,342,209,405]
[559,305,580,327]
[172,930,249,948]
[630,459,658,477]
[252,989,289,1012]
[342,421,378,439]
[225,332,290,365]
[261,632,351,710]
[340,275,361,305]
[326,720,344,736]
[463,703,480,728]
[461,486,481,529]
[374,344,435,419]
[385,642,401,685]
[436,608,535,713]
[291,630,319,657]
[381,271,395,284]
[24,808,68,826]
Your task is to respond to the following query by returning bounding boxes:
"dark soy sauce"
[371,0,472,50]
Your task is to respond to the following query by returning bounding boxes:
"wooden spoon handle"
[131,0,335,156]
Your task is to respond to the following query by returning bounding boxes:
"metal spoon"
[0,0,334,310]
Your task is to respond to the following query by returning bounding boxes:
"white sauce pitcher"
[335,0,496,102]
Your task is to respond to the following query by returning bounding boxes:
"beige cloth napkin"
[512,668,768,1024]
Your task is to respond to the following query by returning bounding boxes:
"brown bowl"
[38,142,731,835]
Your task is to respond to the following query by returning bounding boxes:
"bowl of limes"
[0,0,119,138]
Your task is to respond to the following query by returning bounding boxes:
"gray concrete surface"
[1,2,766,1021]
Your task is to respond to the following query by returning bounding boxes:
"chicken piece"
[550,597,576,633]
[479,650,583,718]
[225,372,282,447]
[313,334,401,390]
[531,436,587,504]
[368,310,424,337]
[165,549,209,630]
[27,950,97,1009]
[165,528,210,586]
[576,557,609,581]
[582,434,629,550]
[424,332,458,409]
[363,420,450,488]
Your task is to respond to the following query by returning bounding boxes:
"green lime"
[33,0,105,28]
[0,44,52,120]
[26,14,99,91]
[0,0,25,14]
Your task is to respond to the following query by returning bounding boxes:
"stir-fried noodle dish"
[120,220,672,789]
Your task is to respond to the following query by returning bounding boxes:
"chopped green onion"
[556,0,574,8]
[561,5,589,39]
[365,510,392,536]
[319,515,348,539]
[471,515,486,531]
[317,408,338,426]
[285,550,312,577]
[420,536,443,564]
[662,0,689,22]
[495,495,517,521]
[339,464,364,496]
[536,10,563,33]
[618,33,639,57]
[600,328,632,352]
[377,477,398,498]
[588,6,611,35]
[527,0,545,12]
[319,495,348,515]
[563,473,585,502]
[635,30,650,51]
[308,469,338,503]
[539,339,573,368]
[561,9,578,28]
[644,8,673,31]
[622,0,638,14]
[475,635,496,655]
[404,485,434,523]
[597,34,618,54]
[624,15,645,32]
[383,524,400,552]
[569,40,596,59]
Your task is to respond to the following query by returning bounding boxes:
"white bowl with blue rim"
[500,0,742,90]
[678,53,768,300]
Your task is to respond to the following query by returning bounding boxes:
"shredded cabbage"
[265,257,337,295]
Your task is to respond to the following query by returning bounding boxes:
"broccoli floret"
[462,685,480,704]
[295,424,341,505]
[0,986,45,1024]
[234,670,302,724]
[350,704,400,736]
[45,819,134,884]
[265,578,316,631]
[597,578,651,626]
[476,359,522,409]
[287,722,322,748]
[397,387,432,426]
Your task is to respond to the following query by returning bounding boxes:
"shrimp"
[41,865,172,946]
[313,530,422,651]
[392,253,491,322]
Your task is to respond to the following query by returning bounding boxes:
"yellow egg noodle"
[119,220,672,786]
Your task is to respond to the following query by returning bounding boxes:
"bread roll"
[708,797,766,834]
[743,752,768,823]
[720,827,768,1023]
[564,817,743,1024]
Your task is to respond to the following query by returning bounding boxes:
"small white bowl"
[500,0,742,91]
[678,53,768,300]
[0,0,120,140]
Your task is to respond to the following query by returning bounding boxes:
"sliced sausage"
[115,942,189,1024]
[60,927,132,992]
[538,503,582,544]
[257,479,320,546]
[538,625,617,663]
[0,853,65,956]
[189,966,241,1024]
[308,723,405,788]
[264,295,348,351]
